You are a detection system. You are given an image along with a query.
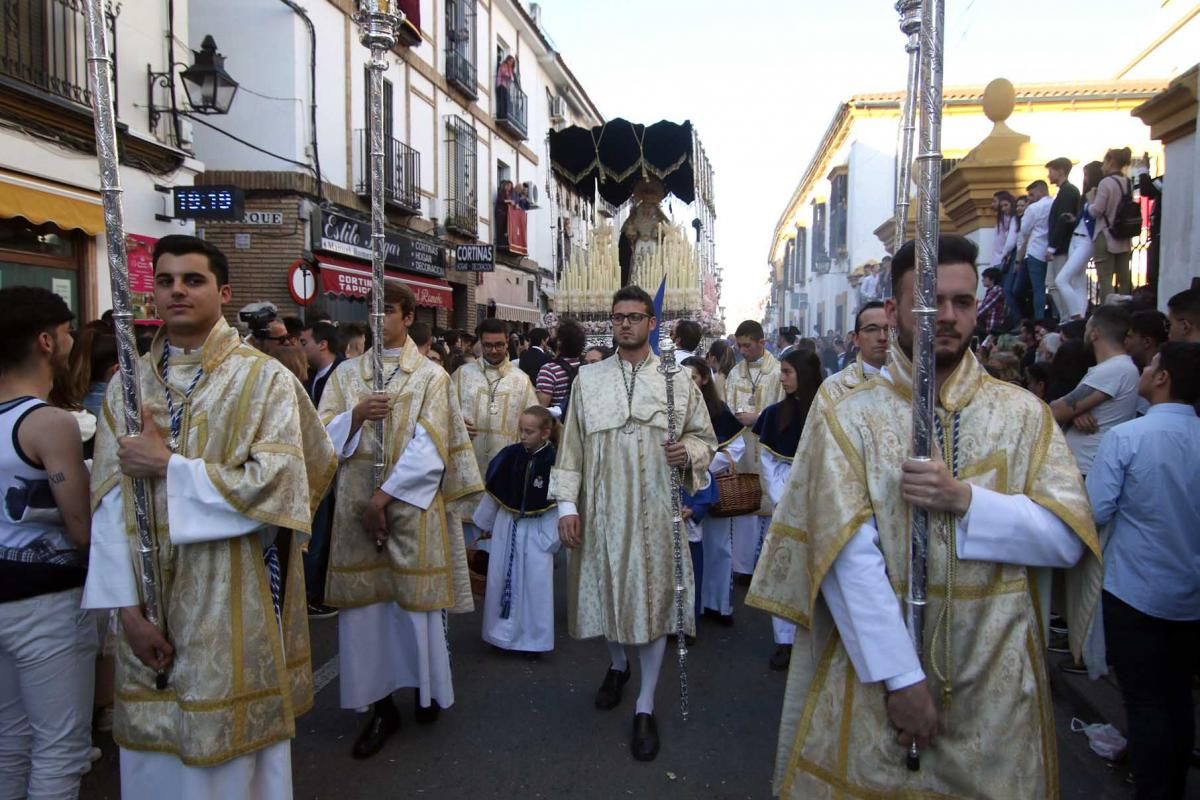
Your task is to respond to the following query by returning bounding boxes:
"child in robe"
[473,406,560,653]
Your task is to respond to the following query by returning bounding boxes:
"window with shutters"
[795,226,808,284]
[812,202,830,274]
[830,171,848,257]
[445,115,478,236]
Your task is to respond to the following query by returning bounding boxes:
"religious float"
[546,119,722,341]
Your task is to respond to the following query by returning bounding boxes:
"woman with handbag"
[1088,146,1136,300]
[751,350,824,670]
[682,357,746,627]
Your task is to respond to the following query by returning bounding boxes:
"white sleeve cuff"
[558,500,578,518]
[472,493,500,532]
[885,669,927,692]
[957,485,1085,567]
[379,423,444,511]
[547,405,563,420]
[166,455,264,545]
[81,487,139,609]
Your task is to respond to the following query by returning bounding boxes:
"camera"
[238,302,278,338]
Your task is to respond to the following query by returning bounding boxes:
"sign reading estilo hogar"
[311,207,445,278]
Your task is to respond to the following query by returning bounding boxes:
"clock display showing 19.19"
[173,186,244,221]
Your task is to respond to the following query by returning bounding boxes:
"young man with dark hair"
[518,327,552,382]
[318,280,481,759]
[451,317,537,529]
[339,321,369,358]
[1086,341,1200,800]
[977,267,1007,334]
[1167,288,1200,343]
[1046,158,1081,318]
[1017,180,1054,320]
[1051,305,1138,476]
[725,317,789,662]
[821,302,889,406]
[0,287,96,800]
[1125,310,1169,370]
[774,326,799,358]
[750,235,1099,798]
[407,321,433,355]
[535,318,585,418]
[82,235,336,797]
[673,319,703,361]
[300,319,348,618]
[553,285,716,761]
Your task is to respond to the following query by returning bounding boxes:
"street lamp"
[147,34,239,134]
[180,36,239,114]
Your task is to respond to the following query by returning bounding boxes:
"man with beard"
[318,281,481,760]
[749,235,1100,799]
[0,287,95,800]
[83,235,336,799]
[552,285,715,762]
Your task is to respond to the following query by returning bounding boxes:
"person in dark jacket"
[518,327,552,382]
[1046,157,1081,320]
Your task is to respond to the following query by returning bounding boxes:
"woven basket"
[467,534,491,598]
[710,463,762,518]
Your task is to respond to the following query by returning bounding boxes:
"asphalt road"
[80,565,1191,800]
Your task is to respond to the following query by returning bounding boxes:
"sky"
[533,0,1169,326]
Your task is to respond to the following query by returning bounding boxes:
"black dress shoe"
[594,663,631,709]
[631,712,660,761]
[413,690,440,725]
[716,613,735,627]
[769,644,793,671]
[351,707,400,759]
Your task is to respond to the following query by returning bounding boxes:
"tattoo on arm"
[1063,384,1098,411]
[49,471,66,485]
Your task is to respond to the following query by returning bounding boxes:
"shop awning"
[490,301,543,324]
[0,171,104,235]
[316,255,452,309]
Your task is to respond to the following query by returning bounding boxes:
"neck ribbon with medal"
[160,343,204,452]
[483,362,503,416]
[619,354,651,434]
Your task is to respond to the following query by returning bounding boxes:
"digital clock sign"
[172,186,244,221]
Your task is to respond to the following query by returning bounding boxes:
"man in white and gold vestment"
[319,281,481,760]
[84,236,336,800]
[748,235,1102,800]
[450,316,537,548]
[552,286,715,762]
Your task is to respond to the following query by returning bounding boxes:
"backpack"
[550,357,579,418]
[1105,175,1142,240]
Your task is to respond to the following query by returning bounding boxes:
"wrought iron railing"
[495,81,527,140]
[445,116,477,236]
[446,49,476,98]
[353,130,421,213]
[0,0,117,109]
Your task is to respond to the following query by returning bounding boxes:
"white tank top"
[0,397,68,550]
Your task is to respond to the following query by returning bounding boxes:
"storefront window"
[0,217,83,315]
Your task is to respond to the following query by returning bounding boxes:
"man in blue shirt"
[1086,341,1200,800]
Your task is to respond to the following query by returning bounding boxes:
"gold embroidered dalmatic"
[318,338,482,614]
[747,344,1102,800]
[91,319,337,766]
[550,356,716,644]
[450,358,539,480]
[724,352,785,514]
[819,354,873,406]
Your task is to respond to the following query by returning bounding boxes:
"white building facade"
[767,82,1165,338]
[185,0,601,331]
[0,0,202,321]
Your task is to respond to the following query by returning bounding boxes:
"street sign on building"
[455,243,495,272]
[288,260,317,306]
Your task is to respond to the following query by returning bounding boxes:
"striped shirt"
[536,358,581,408]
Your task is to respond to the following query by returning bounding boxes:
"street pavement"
[81,565,1196,799]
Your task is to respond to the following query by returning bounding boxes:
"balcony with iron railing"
[0,0,117,110]
[445,194,478,237]
[353,130,421,214]
[495,81,527,140]
[446,49,477,99]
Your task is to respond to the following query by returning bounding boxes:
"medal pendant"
[489,402,499,415]
[621,421,636,435]
[167,436,179,453]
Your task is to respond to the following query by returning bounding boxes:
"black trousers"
[1103,591,1200,800]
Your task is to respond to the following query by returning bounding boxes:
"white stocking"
[606,640,628,672]
[635,637,667,715]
